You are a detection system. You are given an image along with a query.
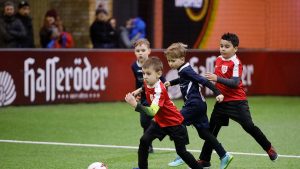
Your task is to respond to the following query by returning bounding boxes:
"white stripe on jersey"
[232,56,240,77]
[185,81,193,100]
[152,80,162,105]
[178,62,190,72]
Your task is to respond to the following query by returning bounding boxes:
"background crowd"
[0,1,146,48]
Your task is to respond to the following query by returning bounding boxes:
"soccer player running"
[164,43,233,169]
[125,57,203,169]
[131,38,165,153]
[199,32,278,168]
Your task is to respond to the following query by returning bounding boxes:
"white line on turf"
[0,139,299,159]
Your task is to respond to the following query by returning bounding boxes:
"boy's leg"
[197,127,233,169]
[196,128,226,158]
[228,100,277,161]
[199,103,226,162]
[168,125,203,169]
[138,134,153,169]
[199,123,222,162]
[138,121,166,169]
[137,122,158,169]
[140,111,154,153]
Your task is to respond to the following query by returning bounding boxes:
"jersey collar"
[136,60,142,67]
[147,79,161,88]
[220,54,237,61]
[178,62,189,72]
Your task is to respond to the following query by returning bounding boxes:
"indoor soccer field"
[0,96,299,169]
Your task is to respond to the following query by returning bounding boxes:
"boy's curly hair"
[164,42,188,59]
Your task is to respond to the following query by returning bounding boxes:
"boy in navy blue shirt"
[164,43,233,169]
[131,39,165,153]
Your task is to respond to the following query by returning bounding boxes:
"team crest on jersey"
[221,65,228,74]
[150,94,154,101]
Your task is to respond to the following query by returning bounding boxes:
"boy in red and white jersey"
[198,33,278,168]
[125,57,203,169]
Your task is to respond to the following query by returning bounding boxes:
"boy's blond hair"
[164,42,188,59]
[142,56,163,72]
[133,38,150,48]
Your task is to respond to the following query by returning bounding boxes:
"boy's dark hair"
[221,33,239,47]
[164,42,187,59]
[133,38,150,48]
[142,56,163,72]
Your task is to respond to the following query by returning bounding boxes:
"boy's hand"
[131,88,142,97]
[205,72,218,82]
[125,93,138,108]
[134,93,141,102]
[216,94,224,103]
[164,81,171,87]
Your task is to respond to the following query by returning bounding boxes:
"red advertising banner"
[0,49,299,106]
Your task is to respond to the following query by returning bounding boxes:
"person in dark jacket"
[89,8,118,48]
[0,1,26,48]
[16,0,34,48]
[39,9,59,48]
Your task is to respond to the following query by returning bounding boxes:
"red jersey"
[215,55,247,102]
[144,80,184,127]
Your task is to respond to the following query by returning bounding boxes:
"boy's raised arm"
[205,72,239,88]
[125,93,159,117]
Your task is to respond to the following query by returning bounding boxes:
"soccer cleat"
[168,156,184,167]
[197,160,211,169]
[267,146,278,161]
[220,153,233,169]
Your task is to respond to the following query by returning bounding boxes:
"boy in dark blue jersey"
[164,43,233,169]
[131,39,165,153]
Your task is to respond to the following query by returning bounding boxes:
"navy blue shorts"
[181,102,209,129]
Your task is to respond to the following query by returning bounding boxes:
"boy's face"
[142,66,161,87]
[167,57,184,69]
[220,39,238,59]
[134,44,151,64]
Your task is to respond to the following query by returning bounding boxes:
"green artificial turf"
[0,96,299,169]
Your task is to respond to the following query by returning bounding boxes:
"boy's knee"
[140,135,151,146]
[175,144,188,156]
[141,121,150,129]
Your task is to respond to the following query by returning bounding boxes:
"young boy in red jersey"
[125,57,203,169]
[131,38,163,153]
[199,33,278,168]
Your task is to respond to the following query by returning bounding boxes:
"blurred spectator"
[0,1,26,48]
[89,8,118,48]
[39,9,59,48]
[129,17,146,42]
[16,0,34,48]
[47,20,74,48]
[119,17,146,48]
[108,17,120,48]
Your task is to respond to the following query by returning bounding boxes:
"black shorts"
[210,100,253,126]
[146,121,189,145]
